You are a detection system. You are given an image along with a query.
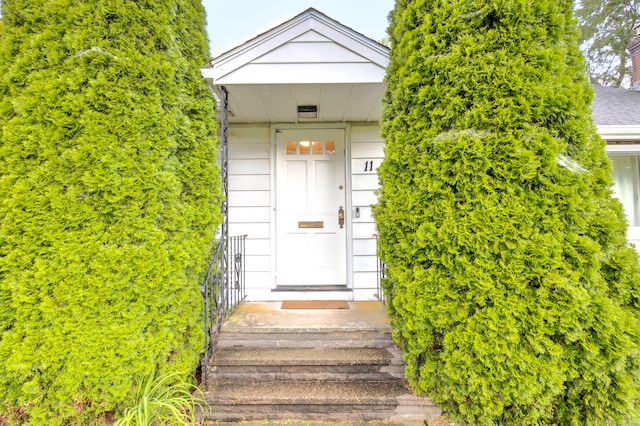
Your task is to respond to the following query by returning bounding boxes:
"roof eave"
[598,125,640,141]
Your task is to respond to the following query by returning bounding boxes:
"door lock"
[338,206,345,229]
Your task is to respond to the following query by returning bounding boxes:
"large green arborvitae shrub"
[0,0,222,424]
[374,0,640,424]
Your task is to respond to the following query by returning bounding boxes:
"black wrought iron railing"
[201,234,247,389]
[200,84,245,389]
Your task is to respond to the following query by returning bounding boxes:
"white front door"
[275,128,347,286]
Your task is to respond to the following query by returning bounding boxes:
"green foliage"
[0,0,222,424]
[575,0,640,88]
[114,370,206,426]
[374,0,640,424]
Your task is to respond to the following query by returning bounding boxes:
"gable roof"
[207,8,389,85]
[202,8,389,124]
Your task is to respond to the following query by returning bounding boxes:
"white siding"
[253,41,369,64]
[227,123,385,301]
[228,125,272,300]
[350,124,384,300]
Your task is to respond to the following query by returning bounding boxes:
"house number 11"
[364,160,374,172]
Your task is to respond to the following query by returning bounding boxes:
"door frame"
[270,123,353,290]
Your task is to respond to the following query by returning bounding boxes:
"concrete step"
[200,302,442,424]
[210,347,405,381]
[216,330,394,349]
[202,380,439,423]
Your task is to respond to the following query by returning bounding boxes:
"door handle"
[338,206,345,229]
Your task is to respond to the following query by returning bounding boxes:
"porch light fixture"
[297,105,318,119]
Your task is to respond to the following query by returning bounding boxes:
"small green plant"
[115,371,206,426]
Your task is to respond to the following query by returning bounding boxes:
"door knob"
[338,206,345,229]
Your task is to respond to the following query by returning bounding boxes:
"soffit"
[222,83,385,124]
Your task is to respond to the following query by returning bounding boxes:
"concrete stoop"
[200,302,441,424]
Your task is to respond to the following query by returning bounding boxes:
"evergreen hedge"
[374,0,640,424]
[0,0,222,424]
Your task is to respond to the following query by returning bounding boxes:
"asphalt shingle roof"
[592,85,640,126]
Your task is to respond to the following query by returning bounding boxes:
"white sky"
[203,0,395,57]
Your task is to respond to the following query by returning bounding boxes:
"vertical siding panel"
[350,124,383,299]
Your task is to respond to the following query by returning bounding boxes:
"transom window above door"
[286,140,336,155]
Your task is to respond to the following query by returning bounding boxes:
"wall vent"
[297,105,318,119]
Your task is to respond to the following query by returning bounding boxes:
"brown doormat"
[281,300,349,309]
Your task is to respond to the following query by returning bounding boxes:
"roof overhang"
[598,125,640,142]
[203,8,389,124]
